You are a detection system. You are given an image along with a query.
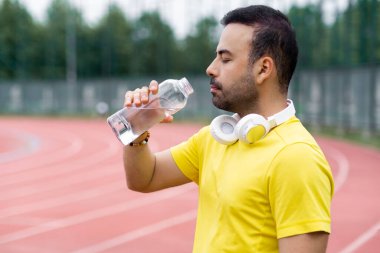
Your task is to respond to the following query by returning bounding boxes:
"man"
[123,5,334,253]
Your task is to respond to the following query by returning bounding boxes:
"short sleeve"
[267,142,334,239]
[170,128,204,184]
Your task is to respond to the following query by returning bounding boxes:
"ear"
[254,56,274,85]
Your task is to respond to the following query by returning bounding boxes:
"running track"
[0,117,379,253]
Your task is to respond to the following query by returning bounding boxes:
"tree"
[328,0,380,67]
[288,4,328,69]
[92,3,133,77]
[130,11,178,76]
[0,0,37,79]
[182,17,218,74]
[42,0,69,79]
[75,13,95,78]
[356,0,379,65]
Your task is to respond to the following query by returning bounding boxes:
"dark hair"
[221,5,298,93]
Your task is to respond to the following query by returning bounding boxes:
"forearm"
[121,81,188,192]
[123,134,156,192]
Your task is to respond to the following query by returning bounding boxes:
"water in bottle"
[107,77,193,145]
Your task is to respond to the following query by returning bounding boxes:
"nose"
[206,58,217,77]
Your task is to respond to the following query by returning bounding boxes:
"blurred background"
[0,0,379,141]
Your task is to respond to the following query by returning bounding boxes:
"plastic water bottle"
[107,77,194,145]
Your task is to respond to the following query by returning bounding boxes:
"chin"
[212,99,230,112]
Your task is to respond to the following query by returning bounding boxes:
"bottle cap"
[179,77,194,97]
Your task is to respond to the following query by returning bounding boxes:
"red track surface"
[0,117,379,253]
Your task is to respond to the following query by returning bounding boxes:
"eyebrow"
[217,49,233,56]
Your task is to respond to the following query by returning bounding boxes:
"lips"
[210,79,221,93]
[210,85,219,93]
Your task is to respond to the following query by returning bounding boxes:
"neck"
[239,94,288,119]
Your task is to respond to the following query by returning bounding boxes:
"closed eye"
[217,49,233,64]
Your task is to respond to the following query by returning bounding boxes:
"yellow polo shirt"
[171,117,334,253]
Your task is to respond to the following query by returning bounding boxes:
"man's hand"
[123,80,173,123]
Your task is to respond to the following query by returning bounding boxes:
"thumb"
[161,114,174,123]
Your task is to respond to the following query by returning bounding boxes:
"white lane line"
[0,121,120,182]
[0,165,118,201]
[0,130,40,164]
[339,221,380,253]
[0,185,195,244]
[0,129,83,176]
[325,143,380,252]
[0,180,121,219]
[0,123,115,179]
[324,146,350,193]
[71,209,197,253]
[0,136,111,187]
[0,137,119,200]
[0,137,83,181]
[1,216,57,226]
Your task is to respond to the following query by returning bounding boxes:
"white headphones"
[210,99,296,145]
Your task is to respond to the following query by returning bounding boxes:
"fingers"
[124,88,144,107]
[124,81,157,107]
[149,80,159,95]
[124,91,133,107]
[122,80,174,124]
[139,86,150,105]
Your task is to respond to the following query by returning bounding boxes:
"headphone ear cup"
[210,114,239,145]
[235,114,270,144]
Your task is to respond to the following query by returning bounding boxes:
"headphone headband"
[267,99,296,128]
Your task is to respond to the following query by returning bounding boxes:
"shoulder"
[170,125,212,157]
[270,141,331,177]
[265,117,334,191]
[272,116,318,146]
[184,125,213,147]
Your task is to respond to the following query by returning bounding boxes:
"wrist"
[129,131,150,147]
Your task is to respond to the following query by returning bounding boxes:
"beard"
[210,71,258,113]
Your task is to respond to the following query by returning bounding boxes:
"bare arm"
[123,144,191,192]
[279,232,329,253]
[122,80,191,193]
